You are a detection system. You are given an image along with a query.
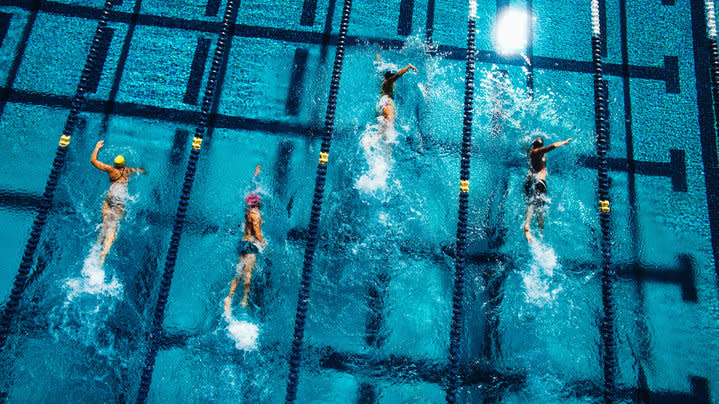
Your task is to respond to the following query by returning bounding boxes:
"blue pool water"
[0,0,718,402]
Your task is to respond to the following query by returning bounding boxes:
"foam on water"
[223,311,259,351]
[355,118,399,194]
[522,241,562,306]
[64,244,123,300]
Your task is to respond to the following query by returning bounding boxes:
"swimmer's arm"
[128,167,146,175]
[90,141,113,172]
[532,138,573,154]
[388,64,418,82]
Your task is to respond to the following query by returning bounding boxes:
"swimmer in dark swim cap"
[91,140,146,264]
[376,54,418,126]
[225,164,265,312]
[523,135,572,243]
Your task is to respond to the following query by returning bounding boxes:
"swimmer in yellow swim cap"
[91,140,146,264]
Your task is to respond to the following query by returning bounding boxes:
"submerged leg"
[224,276,241,314]
[523,204,534,243]
[240,254,257,308]
[100,206,124,264]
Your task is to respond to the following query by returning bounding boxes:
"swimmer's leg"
[240,253,257,308]
[100,205,124,264]
[225,275,241,314]
[537,208,545,235]
[523,204,534,243]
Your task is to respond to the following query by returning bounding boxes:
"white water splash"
[223,311,259,351]
[355,119,398,194]
[522,241,562,306]
[65,244,123,300]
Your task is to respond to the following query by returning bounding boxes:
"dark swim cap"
[532,137,544,149]
[384,71,395,80]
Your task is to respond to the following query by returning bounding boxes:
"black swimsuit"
[524,175,547,206]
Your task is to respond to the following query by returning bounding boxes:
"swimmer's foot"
[240,296,248,308]
[223,296,232,314]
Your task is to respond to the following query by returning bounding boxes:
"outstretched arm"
[91,140,113,172]
[388,64,418,82]
[532,138,572,155]
[128,166,146,174]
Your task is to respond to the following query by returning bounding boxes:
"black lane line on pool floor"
[205,0,221,17]
[85,27,115,93]
[424,0,434,43]
[300,0,318,26]
[184,37,212,105]
[397,0,413,36]
[0,12,11,48]
[0,0,41,120]
[285,48,309,116]
[101,0,144,134]
[689,0,719,292]
[579,150,687,192]
[0,0,680,90]
[619,2,654,397]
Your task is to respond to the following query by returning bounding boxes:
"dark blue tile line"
[357,383,376,404]
[0,0,41,120]
[300,0,318,26]
[101,0,143,134]
[364,272,389,348]
[285,48,308,116]
[568,256,697,302]
[690,0,719,292]
[85,27,115,93]
[183,37,211,105]
[1,86,322,137]
[662,0,676,5]
[568,376,710,403]
[397,0,413,36]
[286,228,698,301]
[0,0,677,87]
[273,140,294,198]
[150,328,710,402]
[579,150,687,192]
[171,129,190,165]
[203,18,236,151]
[0,12,11,48]
[205,0,221,17]
[424,0,434,43]
[664,56,680,93]
[619,0,652,391]
[318,346,526,388]
[319,0,336,61]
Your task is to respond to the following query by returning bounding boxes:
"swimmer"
[225,165,265,312]
[91,140,146,264]
[523,136,572,243]
[376,55,418,126]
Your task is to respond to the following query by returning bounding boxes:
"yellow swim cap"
[114,155,125,167]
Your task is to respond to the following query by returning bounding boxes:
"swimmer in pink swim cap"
[225,164,265,312]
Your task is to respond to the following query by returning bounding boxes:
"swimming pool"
[0,0,717,402]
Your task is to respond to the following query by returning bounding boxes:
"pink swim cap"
[246,193,262,207]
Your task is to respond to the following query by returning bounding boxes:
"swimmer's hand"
[253,164,261,178]
[561,138,573,146]
[139,168,147,174]
[95,140,104,150]
[409,64,418,73]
